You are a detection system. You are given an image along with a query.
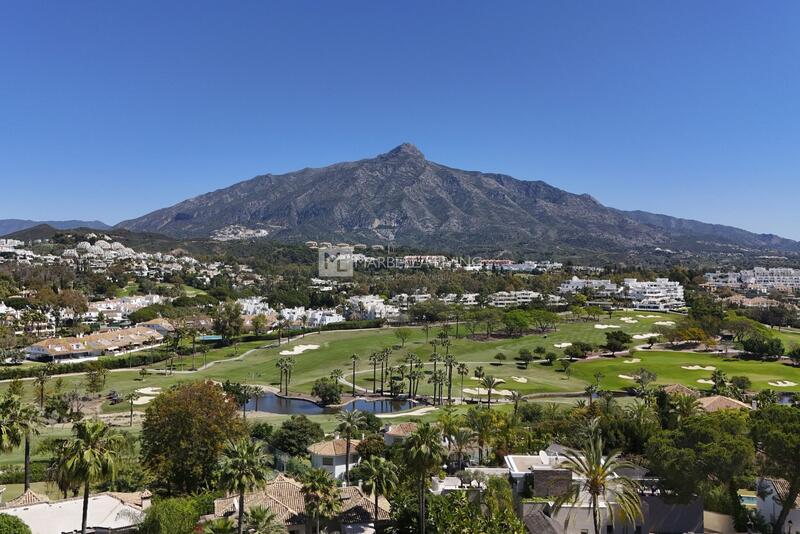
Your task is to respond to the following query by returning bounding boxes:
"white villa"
[623,278,685,311]
[308,437,361,480]
[559,277,621,297]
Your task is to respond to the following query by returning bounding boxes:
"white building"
[237,296,276,315]
[756,478,800,528]
[624,278,685,311]
[705,267,800,293]
[348,295,401,320]
[559,277,621,297]
[308,438,361,480]
[489,290,561,308]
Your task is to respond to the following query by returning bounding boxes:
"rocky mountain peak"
[381,143,425,160]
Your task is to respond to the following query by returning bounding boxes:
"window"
[322,457,334,466]
[581,530,589,534]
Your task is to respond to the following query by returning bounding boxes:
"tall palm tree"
[553,420,643,534]
[246,506,287,534]
[350,354,360,396]
[368,352,380,394]
[402,422,444,534]
[479,375,504,408]
[510,391,523,418]
[124,392,140,427]
[466,408,494,465]
[444,353,456,403]
[218,438,274,534]
[450,427,476,470]
[456,363,469,402]
[63,419,124,534]
[669,393,701,424]
[33,368,50,409]
[336,409,365,484]
[285,357,296,393]
[360,457,398,525]
[0,396,41,491]
[275,358,287,395]
[301,468,341,534]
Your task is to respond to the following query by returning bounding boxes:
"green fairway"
[562,349,800,392]
[3,311,798,420]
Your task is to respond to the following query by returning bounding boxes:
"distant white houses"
[83,294,164,323]
[489,291,562,308]
[280,306,345,327]
[559,277,685,311]
[236,296,276,316]
[705,267,800,293]
[559,276,621,297]
[347,295,401,320]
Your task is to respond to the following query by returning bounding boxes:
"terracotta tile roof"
[698,395,751,412]
[138,318,175,331]
[212,474,389,525]
[663,383,700,397]
[308,438,361,457]
[6,488,49,507]
[28,327,163,357]
[765,478,800,508]
[385,422,418,437]
[106,490,152,509]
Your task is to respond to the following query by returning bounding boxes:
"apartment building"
[705,267,800,293]
[25,326,164,362]
[559,277,620,297]
[623,278,685,311]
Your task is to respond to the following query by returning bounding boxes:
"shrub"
[0,514,31,534]
[311,377,341,406]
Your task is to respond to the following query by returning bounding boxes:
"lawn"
[562,349,800,392]
[3,311,796,420]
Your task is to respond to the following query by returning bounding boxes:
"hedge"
[0,350,172,381]
[0,461,49,484]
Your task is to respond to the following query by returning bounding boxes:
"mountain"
[0,219,110,237]
[117,144,799,256]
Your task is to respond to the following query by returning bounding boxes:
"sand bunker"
[618,374,637,380]
[132,396,154,405]
[654,321,675,326]
[463,387,513,396]
[769,380,798,387]
[511,376,528,383]
[682,365,716,371]
[633,333,659,340]
[136,387,162,395]
[554,343,572,349]
[623,358,641,364]
[697,379,714,385]
[637,314,660,319]
[620,318,638,323]
[594,324,621,329]
[280,344,319,356]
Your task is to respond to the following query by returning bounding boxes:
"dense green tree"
[360,457,399,524]
[311,377,341,406]
[141,381,246,494]
[270,415,324,457]
[403,423,445,534]
[751,405,800,533]
[139,496,204,534]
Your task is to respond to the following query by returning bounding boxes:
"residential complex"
[559,277,685,311]
[705,267,800,293]
[25,326,164,362]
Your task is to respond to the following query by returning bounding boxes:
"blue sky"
[1,1,798,237]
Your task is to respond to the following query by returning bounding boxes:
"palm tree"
[301,468,341,534]
[510,391,523,418]
[124,392,140,427]
[403,423,444,534]
[33,368,50,409]
[63,419,124,534]
[350,354,360,396]
[218,438,274,534]
[336,409,365,484]
[360,457,398,525]
[368,352,380,394]
[429,352,441,376]
[246,506,287,534]
[456,363,469,402]
[670,393,701,424]
[0,396,41,491]
[466,407,494,465]
[450,427,476,470]
[203,518,237,534]
[444,353,456,403]
[479,375,504,408]
[553,420,643,534]
[276,358,288,395]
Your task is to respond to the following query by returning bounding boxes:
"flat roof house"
[2,489,150,534]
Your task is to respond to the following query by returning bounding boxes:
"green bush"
[0,513,32,534]
[138,496,203,534]
[0,461,49,484]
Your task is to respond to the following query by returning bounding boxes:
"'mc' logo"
[318,246,354,277]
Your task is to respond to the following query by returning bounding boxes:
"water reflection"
[245,392,415,415]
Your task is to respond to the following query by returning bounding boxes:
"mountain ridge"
[116,144,799,255]
[0,219,111,237]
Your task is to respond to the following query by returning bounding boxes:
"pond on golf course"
[245,392,415,415]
